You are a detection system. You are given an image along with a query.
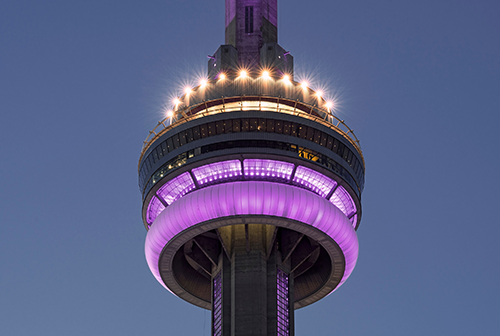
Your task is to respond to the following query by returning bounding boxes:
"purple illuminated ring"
[145,181,358,305]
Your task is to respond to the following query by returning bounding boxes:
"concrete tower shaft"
[225,0,278,66]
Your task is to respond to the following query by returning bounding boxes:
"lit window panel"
[244,159,294,180]
[293,166,336,198]
[146,196,165,225]
[192,160,242,186]
[330,185,356,219]
[156,172,195,205]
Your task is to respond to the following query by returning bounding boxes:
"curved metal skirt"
[145,181,359,297]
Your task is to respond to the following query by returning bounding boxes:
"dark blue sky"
[1,1,499,335]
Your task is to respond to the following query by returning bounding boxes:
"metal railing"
[139,96,363,170]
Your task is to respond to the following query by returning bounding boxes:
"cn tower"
[138,1,365,335]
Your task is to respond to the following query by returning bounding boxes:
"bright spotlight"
[167,110,174,117]
[315,90,323,98]
[219,73,226,80]
[239,70,248,78]
[184,87,192,95]
[282,74,290,82]
[301,81,308,89]
[173,98,181,105]
[325,101,334,110]
[262,71,271,79]
[200,79,208,87]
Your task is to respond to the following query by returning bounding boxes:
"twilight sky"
[1,1,499,335]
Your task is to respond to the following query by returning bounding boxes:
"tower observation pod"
[138,1,365,335]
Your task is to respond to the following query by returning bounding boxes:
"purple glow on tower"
[330,185,357,221]
[146,196,166,225]
[293,166,337,198]
[244,159,294,180]
[350,214,358,227]
[277,268,290,336]
[145,181,358,293]
[144,159,357,226]
[192,160,242,185]
[156,172,195,205]
[213,272,223,336]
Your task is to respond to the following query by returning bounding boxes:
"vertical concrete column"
[231,224,268,335]
[215,224,294,336]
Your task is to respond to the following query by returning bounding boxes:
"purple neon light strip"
[244,159,294,180]
[145,181,358,295]
[330,186,357,221]
[293,166,337,198]
[192,160,242,186]
[156,172,195,205]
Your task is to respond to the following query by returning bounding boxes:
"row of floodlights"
[166,70,334,117]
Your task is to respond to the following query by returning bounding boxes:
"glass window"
[275,120,283,134]
[258,118,266,132]
[293,166,337,198]
[332,138,339,153]
[233,119,241,132]
[207,122,215,136]
[192,126,200,140]
[320,133,328,147]
[283,121,291,135]
[193,160,242,186]
[352,157,358,172]
[290,123,298,137]
[338,143,345,157]
[153,147,159,163]
[200,124,208,138]
[179,131,187,146]
[172,134,180,149]
[347,151,353,164]
[157,145,164,160]
[326,136,333,150]
[160,141,167,155]
[156,172,195,205]
[241,118,249,132]
[167,137,174,152]
[313,129,321,144]
[298,125,307,139]
[307,127,315,141]
[225,120,233,133]
[267,119,275,133]
[244,159,293,180]
[186,128,193,142]
[343,146,349,160]
[216,120,224,134]
[249,118,258,131]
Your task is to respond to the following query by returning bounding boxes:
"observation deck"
[138,1,365,335]
[139,74,365,310]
